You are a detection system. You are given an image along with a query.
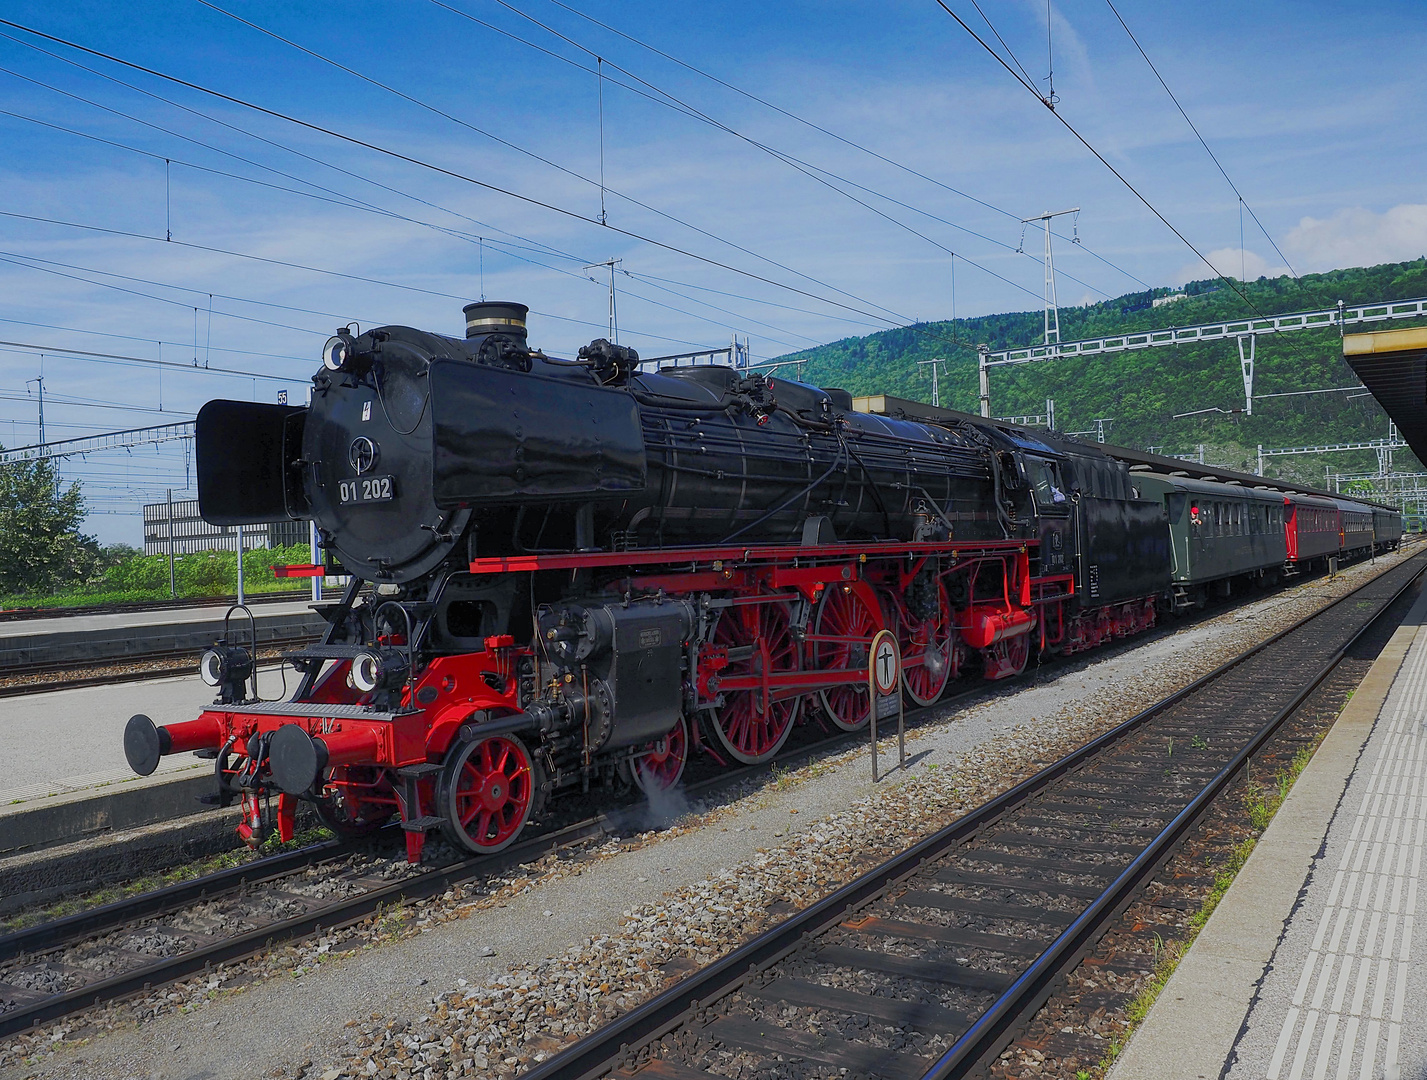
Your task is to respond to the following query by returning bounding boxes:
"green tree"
[0,455,98,593]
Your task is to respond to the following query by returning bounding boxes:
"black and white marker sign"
[867,628,905,780]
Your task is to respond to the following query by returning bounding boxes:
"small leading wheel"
[981,632,1030,681]
[708,601,802,764]
[814,585,882,730]
[439,733,536,854]
[892,580,955,707]
[316,765,395,838]
[631,715,689,795]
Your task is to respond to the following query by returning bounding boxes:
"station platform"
[1111,587,1427,1080]
[0,599,323,672]
[0,597,316,639]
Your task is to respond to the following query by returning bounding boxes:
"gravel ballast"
[2,549,1413,1080]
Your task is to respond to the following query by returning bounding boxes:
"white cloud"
[1174,247,1290,286]
[1284,204,1427,272]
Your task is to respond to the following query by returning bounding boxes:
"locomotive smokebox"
[463,301,528,340]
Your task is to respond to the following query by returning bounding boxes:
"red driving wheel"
[440,733,535,854]
[631,715,689,794]
[890,580,955,707]
[982,632,1030,681]
[814,585,881,730]
[708,601,802,764]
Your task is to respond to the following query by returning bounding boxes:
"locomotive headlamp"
[322,333,352,372]
[352,649,408,694]
[351,651,381,692]
[199,645,253,688]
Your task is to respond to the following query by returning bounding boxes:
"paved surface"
[0,600,314,640]
[0,666,285,807]
[1111,584,1427,1080]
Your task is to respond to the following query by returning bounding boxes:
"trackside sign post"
[868,628,905,781]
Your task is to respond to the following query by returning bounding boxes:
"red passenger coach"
[1285,494,1341,569]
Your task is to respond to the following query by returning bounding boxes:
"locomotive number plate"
[338,475,396,504]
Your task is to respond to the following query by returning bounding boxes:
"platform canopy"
[1344,326,1427,465]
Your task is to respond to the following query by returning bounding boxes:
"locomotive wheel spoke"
[631,715,689,794]
[982,631,1031,681]
[814,585,882,731]
[885,580,955,707]
[708,601,801,764]
[440,732,535,854]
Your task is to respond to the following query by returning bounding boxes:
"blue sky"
[1,0,1424,544]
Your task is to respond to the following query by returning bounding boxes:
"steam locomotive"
[122,301,1399,861]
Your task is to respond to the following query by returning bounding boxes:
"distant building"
[142,498,306,556]
[1152,292,1187,308]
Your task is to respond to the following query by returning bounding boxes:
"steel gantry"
[1256,422,1406,476]
[0,421,195,464]
[636,335,750,373]
[975,295,1427,417]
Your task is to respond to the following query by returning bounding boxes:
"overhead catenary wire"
[539,0,1150,290]
[4,27,833,351]
[0,71,828,344]
[209,0,1056,311]
[0,209,722,352]
[930,0,1346,399]
[0,338,307,386]
[438,0,1095,305]
[0,16,936,337]
[1102,0,1301,282]
[0,30,591,269]
[928,0,1294,327]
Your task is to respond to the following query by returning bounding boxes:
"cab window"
[1027,458,1068,508]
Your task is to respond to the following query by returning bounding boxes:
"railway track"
[0,551,1413,1049]
[518,550,1426,1080]
[0,714,934,1040]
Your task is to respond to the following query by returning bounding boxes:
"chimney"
[462,301,528,340]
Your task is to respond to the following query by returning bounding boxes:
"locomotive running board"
[214,702,403,721]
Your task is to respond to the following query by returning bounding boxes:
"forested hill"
[771,258,1427,485]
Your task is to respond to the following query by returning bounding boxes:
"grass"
[0,825,332,935]
[0,581,307,611]
[1092,734,1326,1076]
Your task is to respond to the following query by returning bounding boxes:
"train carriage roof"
[1134,473,1286,503]
[852,394,1396,510]
[1288,492,1340,511]
[1330,497,1376,516]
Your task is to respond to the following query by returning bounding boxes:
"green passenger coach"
[1132,472,1288,610]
